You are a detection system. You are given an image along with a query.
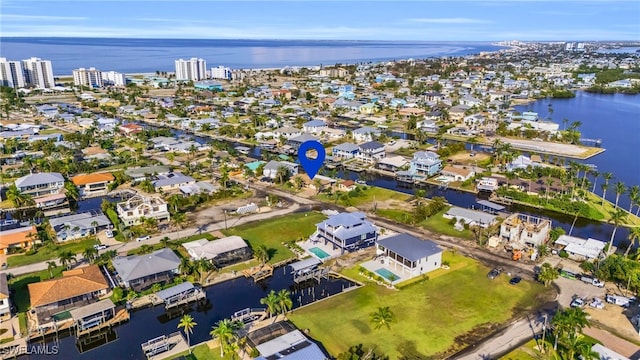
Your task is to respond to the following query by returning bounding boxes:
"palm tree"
[370,306,394,330]
[91,220,99,235]
[171,212,187,239]
[253,244,269,264]
[260,290,280,318]
[545,178,554,203]
[275,166,290,184]
[63,181,80,202]
[195,259,214,284]
[601,172,613,205]
[276,289,293,315]
[628,185,639,214]
[46,260,57,279]
[210,319,242,357]
[537,262,558,287]
[168,194,182,213]
[552,307,590,353]
[614,182,626,209]
[179,257,193,275]
[607,209,626,256]
[625,227,640,257]
[5,184,33,208]
[82,247,98,263]
[590,170,599,193]
[177,314,197,354]
[58,250,77,269]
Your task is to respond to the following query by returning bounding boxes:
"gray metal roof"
[156,282,195,301]
[152,172,195,188]
[0,273,8,297]
[353,126,380,135]
[377,234,442,262]
[70,298,115,320]
[333,143,360,152]
[477,200,505,211]
[256,330,326,360]
[48,212,111,232]
[182,236,248,260]
[359,141,384,150]
[289,257,322,272]
[445,207,497,225]
[289,133,318,143]
[15,172,64,188]
[112,248,181,283]
[124,165,170,178]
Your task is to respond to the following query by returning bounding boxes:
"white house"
[444,207,497,228]
[15,172,65,198]
[500,213,551,247]
[375,233,443,281]
[116,194,170,226]
[263,160,299,180]
[357,141,386,163]
[302,120,327,134]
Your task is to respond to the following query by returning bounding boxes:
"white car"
[589,298,605,309]
[136,235,151,242]
[570,297,585,308]
[94,244,108,250]
[105,230,114,238]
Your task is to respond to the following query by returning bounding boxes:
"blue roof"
[303,120,326,127]
[317,212,376,241]
[322,212,366,227]
[359,141,384,150]
[377,234,441,261]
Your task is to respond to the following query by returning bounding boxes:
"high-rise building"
[73,67,104,88]
[175,58,207,81]
[0,57,26,88]
[210,65,232,80]
[22,57,55,89]
[102,71,127,86]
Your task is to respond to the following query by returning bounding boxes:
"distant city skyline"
[1,0,638,41]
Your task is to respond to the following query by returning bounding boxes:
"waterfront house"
[272,126,302,140]
[377,156,408,172]
[313,212,377,253]
[118,123,143,136]
[417,119,440,133]
[116,194,170,226]
[15,172,65,198]
[375,233,443,280]
[0,226,40,254]
[182,236,252,268]
[499,213,551,247]
[152,172,196,193]
[506,155,543,172]
[476,177,499,192]
[338,180,357,192]
[332,142,360,160]
[302,120,327,134]
[124,165,171,182]
[69,298,116,333]
[112,248,181,290]
[353,126,381,142]
[71,172,115,198]
[359,103,378,115]
[286,133,319,151]
[357,141,386,163]
[444,207,497,228]
[48,212,111,241]
[263,160,299,180]
[248,321,327,360]
[28,265,109,329]
[555,235,606,261]
[440,166,475,181]
[98,98,120,108]
[409,151,442,177]
[0,274,11,320]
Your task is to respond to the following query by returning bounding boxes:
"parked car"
[589,298,605,309]
[509,276,522,285]
[487,268,502,280]
[136,235,151,242]
[387,140,396,146]
[105,230,114,238]
[580,275,605,288]
[93,244,108,250]
[1,263,7,270]
[570,297,585,308]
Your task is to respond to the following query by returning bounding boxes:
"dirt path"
[583,327,640,358]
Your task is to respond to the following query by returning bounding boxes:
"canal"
[27,267,357,359]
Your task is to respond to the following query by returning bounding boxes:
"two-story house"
[302,120,327,134]
[332,143,360,160]
[15,172,65,198]
[357,141,386,163]
[0,274,11,320]
[499,213,551,247]
[313,212,377,253]
[116,194,170,226]
[71,173,115,198]
[353,126,381,143]
[409,151,442,177]
[263,161,299,180]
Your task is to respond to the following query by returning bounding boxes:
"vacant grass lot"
[223,212,326,264]
[166,343,224,360]
[375,208,474,240]
[7,238,99,267]
[289,251,549,358]
[317,186,411,208]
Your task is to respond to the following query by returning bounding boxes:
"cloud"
[1,14,87,21]
[407,18,492,24]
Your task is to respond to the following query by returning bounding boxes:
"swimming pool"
[309,247,331,259]
[375,268,401,282]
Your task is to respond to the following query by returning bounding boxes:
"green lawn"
[166,343,224,360]
[9,266,66,313]
[419,208,474,240]
[317,186,411,208]
[288,251,549,358]
[7,238,100,267]
[127,233,215,256]
[223,212,326,264]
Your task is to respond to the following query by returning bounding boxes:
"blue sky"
[1,0,638,40]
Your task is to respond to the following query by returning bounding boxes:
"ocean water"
[0,37,503,74]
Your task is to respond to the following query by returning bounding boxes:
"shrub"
[559,250,569,258]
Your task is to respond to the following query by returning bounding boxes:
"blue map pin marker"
[298,140,325,179]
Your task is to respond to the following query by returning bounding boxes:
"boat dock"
[75,307,130,338]
[155,282,206,309]
[141,332,188,360]
[290,257,330,283]
[231,307,268,325]
[242,263,274,282]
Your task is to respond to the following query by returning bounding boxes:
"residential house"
[152,172,196,193]
[464,113,486,127]
[554,235,606,261]
[444,207,497,228]
[98,98,120,108]
[124,165,171,182]
[357,141,386,163]
[399,107,426,117]
[272,126,302,140]
[313,212,378,253]
[48,212,111,241]
[28,265,109,328]
[460,96,482,107]
[353,126,381,142]
[71,173,115,198]
[0,226,40,254]
[0,274,11,319]
[248,321,327,360]
[15,172,65,198]
[263,160,299,180]
[423,92,444,103]
[409,151,442,177]
[302,120,327,134]
[116,194,170,226]
[417,119,440,133]
[358,103,377,115]
[286,133,319,151]
[506,155,543,172]
[337,180,357,192]
[180,181,219,196]
[499,213,551,247]
[182,236,252,268]
[332,143,360,160]
[118,123,143,136]
[375,233,443,280]
[440,166,475,181]
[112,248,181,290]
[377,156,408,172]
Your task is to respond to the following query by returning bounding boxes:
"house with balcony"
[332,143,360,160]
[499,213,551,247]
[14,172,65,198]
[313,212,377,253]
[374,233,443,281]
[116,194,170,226]
[409,151,442,177]
[0,225,41,254]
[112,248,181,290]
[357,141,386,163]
[28,265,109,329]
[302,120,327,134]
[353,126,381,142]
[71,172,115,198]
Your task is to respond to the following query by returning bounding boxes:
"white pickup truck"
[580,276,605,288]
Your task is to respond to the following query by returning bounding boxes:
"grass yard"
[127,233,215,256]
[223,212,326,264]
[166,343,224,360]
[419,208,474,240]
[7,238,100,267]
[9,266,66,313]
[317,186,411,208]
[500,340,545,360]
[288,251,549,358]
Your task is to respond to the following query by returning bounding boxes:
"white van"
[605,294,635,307]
